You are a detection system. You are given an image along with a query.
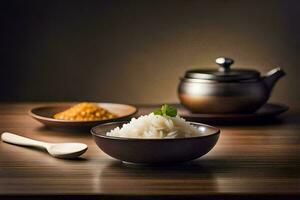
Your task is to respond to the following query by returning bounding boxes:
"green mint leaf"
[165,105,177,117]
[153,108,162,115]
[153,104,177,117]
[161,104,168,116]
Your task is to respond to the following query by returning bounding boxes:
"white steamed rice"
[106,113,202,139]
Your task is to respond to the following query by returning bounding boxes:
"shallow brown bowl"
[91,121,220,164]
[29,103,138,130]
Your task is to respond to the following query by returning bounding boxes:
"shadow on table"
[97,159,220,194]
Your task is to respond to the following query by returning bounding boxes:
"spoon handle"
[1,132,48,149]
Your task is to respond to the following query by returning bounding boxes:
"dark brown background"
[1,0,299,106]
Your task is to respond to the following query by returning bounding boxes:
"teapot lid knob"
[216,57,234,72]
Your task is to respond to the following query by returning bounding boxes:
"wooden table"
[0,103,299,200]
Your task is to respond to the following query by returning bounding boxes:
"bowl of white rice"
[91,112,220,164]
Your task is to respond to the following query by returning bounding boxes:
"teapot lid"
[185,57,260,82]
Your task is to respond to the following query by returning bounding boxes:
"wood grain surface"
[0,103,299,200]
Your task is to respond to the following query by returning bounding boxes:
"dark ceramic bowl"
[91,121,220,164]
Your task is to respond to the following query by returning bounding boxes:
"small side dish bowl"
[29,103,138,130]
[91,121,220,164]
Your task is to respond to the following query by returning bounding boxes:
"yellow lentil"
[53,102,117,121]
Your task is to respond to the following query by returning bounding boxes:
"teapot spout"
[263,68,286,92]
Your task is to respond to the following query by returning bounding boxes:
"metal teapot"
[178,57,286,113]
